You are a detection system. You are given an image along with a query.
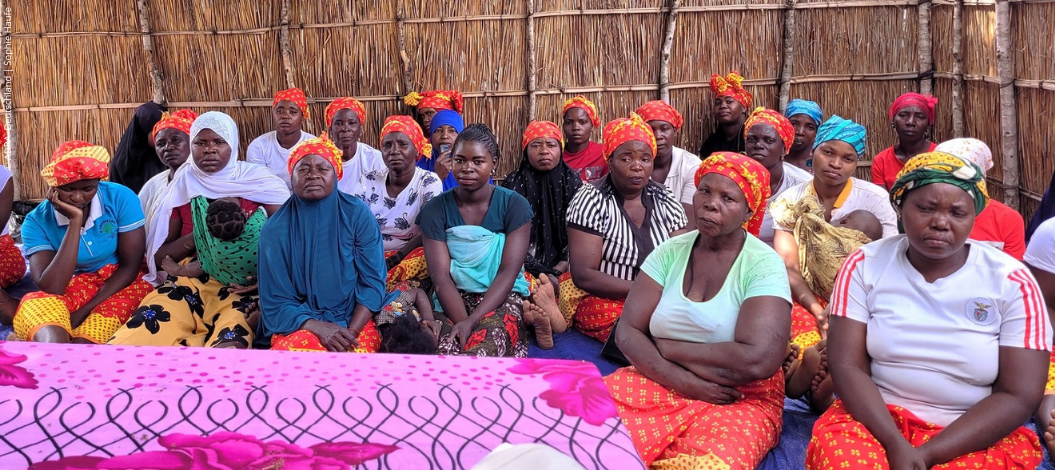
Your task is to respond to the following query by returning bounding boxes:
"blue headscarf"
[813,115,867,158]
[429,109,465,136]
[257,177,396,342]
[785,99,823,125]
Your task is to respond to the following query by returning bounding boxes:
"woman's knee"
[33,325,71,343]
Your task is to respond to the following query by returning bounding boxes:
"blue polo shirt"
[22,182,145,273]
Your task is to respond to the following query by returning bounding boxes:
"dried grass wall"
[3,0,1053,220]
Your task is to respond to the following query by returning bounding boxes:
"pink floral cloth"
[0,342,639,470]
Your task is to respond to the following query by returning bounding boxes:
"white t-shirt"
[245,130,315,190]
[336,142,385,195]
[352,167,443,253]
[758,163,812,244]
[831,235,1051,426]
[659,147,703,206]
[1025,217,1055,275]
[138,170,172,236]
[772,177,898,238]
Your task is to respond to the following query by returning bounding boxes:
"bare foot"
[1045,406,1055,459]
[787,343,820,399]
[5,331,19,341]
[783,343,801,376]
[524,300,554,350]
[531,274,567,334]
[809,340,836,412]
[1038,396,1055,459]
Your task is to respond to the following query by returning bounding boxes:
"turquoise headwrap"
[813,115,867,158]
[785,99,823,125]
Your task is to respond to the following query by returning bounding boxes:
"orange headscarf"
[325,97,366,128]
[151,109,199,140]
[521,120,563,150]
[710,72,752,108]
[404,90,464,114]
[745,107,795,154]
[561,95,601,127]
[694,152,771,236]
[635,100,684,131]
[273,88,310,118]
[287,133,344,181]
[381,115,432,159]
[41,141,111,187]
[602,113,657,160]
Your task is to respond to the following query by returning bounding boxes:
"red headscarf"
[151,109,199,140]
[381,115,432,159]
[744,107,795,154]
[602,113,657,160]
[694,152,772,237]
[287,133,344,181]
[889,92,937,123]
[635,100,684,131]
[325,97,366,128]
[710,72,753,108]
[273,88,310,118]
[41,140,111,187]
[561,95,601,127]
[521,120,563,150]
[404,90,464,114]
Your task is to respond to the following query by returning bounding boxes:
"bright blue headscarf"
[785,99,823,125]
[813,115,867,158]
[419,110,466,177]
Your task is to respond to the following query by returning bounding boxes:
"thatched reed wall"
[3,0,1053,218]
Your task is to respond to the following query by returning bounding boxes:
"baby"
[837,209,883,243]
[377,284,441,355]
[205,198,247,241]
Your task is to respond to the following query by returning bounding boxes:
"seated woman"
[109,111,289,348]
[352,115,442,273]
[783,99,822,173]
[247,88,316,190]
[563,113,688,343]
[870,92,938,190]
[936,138,1025,259]
[428,110,467,190]
[743,107,812,244]
[404,89,463,140]
[14,141,153,343]
[258,135,394,353]
[807,152,1049,470]
[770,116,897,407]
[604,152,791,470]
[327,97,385,192]
[139,109,197,233]
[418,123,534,357]
[501,120,581,346]
[561,95,607,183]
[0,138,26,323]
[110,101,167,194]
[636,100,702,218]
[1021,215,1055,458]
[698,71,751,157]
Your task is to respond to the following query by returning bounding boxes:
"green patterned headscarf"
[191,196,266,285]
[889,151,989,221]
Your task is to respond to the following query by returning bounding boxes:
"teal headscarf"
[814,115,867,158]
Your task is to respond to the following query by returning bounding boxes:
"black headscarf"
[110,101,167,193]
[501,149,583,277]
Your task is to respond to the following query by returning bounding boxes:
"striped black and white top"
[566,178,688,281]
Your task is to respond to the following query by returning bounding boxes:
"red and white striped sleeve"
[1004,269,1053,351]
[829,249,868,323]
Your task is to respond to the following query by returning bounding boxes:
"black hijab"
[110,101,167,193]
[501,149,583,277]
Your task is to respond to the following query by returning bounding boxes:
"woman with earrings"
[870,93,938,191]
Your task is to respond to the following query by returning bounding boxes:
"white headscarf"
[144,111,290,284]
[936,138,994,176]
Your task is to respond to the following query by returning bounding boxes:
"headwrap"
[694,152,772,236]
[381,115,432,159]
[813,115,867,158]
[561,95,601,127]
[889,92,937,123]
[41,141,111,187]
[784,99,823,125]
[521,120,563,149]
[428,109,465,136]
[151,109,199,140]
[602,113,657,160]
[744,107,795,154]
[709,72,753,108]
[287,133,344,181]
[935,138,993,175]
[403,90,464,114]
[635,100,683,131]
[324,97,366,128]
[110,101,166,193]
[144,111,290,284]
[191,196,265,286]
[273,87,310,118]
[503,123,582,277]
[889,152,989,219]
